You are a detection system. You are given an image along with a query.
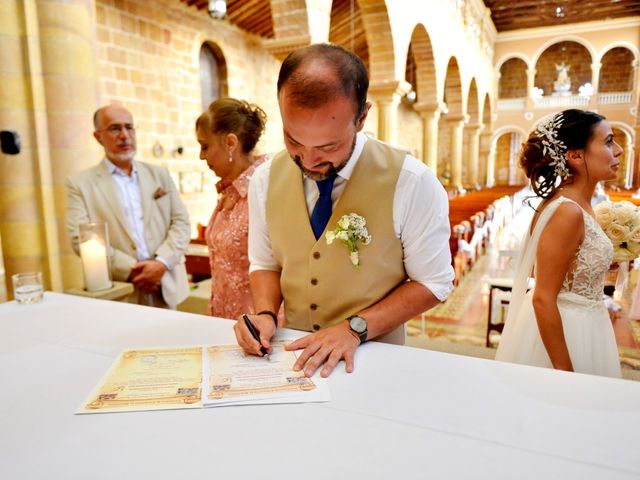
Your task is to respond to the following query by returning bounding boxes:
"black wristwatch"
[348,315,368,344]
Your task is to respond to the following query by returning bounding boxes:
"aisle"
[407,200,640,374]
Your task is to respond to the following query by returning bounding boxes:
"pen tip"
[265,354,271,361]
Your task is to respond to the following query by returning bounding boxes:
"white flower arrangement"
[325,213,372,268]
[594,200,640,262]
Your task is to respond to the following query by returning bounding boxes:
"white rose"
[613,201,636,226]
[607,223,630,243]
[336,231,349,242]
[325,231,335,245]
[594,202,614,230]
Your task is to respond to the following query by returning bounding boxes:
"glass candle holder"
[79,222,113,292]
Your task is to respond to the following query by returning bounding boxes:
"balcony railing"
[598,92,633,104]
[534,95,589,108]
[496,99,526,110]
[496,92,634,112]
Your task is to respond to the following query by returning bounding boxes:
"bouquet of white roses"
[594,200,640,262]
[325,213,372,268]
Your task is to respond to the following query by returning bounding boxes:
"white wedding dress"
[495,196,621,378]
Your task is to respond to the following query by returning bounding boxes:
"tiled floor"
[408,203,640,373]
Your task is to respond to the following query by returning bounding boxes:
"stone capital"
[262,35,311,61]
[368,79,412,101]
[445,114,468,125]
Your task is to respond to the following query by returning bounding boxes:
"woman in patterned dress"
[196,98,268,319]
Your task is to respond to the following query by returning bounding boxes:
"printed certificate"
[77,346,203,413]
[204,341,316,405]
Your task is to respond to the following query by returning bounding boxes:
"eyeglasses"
[99,124,136,136]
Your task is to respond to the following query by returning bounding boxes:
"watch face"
[349,316,367,333]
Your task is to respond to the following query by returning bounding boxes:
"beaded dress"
[496,196,621,377]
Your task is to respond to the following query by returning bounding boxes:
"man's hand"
[285,321,360,378]
[130,260,166,293]
[234,313,277,357]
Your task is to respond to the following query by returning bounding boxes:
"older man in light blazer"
[65,104,191,308]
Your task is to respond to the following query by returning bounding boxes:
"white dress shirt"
[105,158,168,268]
[248,133,455,301]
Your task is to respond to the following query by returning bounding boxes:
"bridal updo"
[520,109,605,198]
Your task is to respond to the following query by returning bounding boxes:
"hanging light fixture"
[208,0,227,19]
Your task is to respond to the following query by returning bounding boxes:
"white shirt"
[105,158,168,268]
[248,133,455,301]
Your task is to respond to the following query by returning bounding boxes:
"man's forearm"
[249,269,282,314]
[358,281,440,340]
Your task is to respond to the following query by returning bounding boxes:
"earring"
[228,151,233,163]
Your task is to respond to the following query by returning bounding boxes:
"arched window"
[199,42,227,112]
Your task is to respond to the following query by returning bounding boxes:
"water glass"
[12,272,44,304]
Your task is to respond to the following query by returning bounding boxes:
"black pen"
[242,314,271,361]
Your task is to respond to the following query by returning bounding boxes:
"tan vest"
[266,139,407,338]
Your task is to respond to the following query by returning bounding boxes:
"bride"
[495,109,624,377]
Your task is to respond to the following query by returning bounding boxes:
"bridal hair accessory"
[325,213,372,269]
[535,113,570,179]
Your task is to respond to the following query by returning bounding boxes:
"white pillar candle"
[79,238,112,291]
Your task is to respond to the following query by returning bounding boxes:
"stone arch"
[443,56,463,116]
[610,121,636,188]
[357,0,396,82]
[495,53,531,72]
[463,78,480,187]
[534,40,593,97]
[491,127,527,186]
[270,0,310,40]
[479,93,493,186]
[482,93,492,126]
[532,36,596,66]
[597,42,639,64]
[198,41,228,112]
[329,0,369,71]
[598,47,636,93]
[466,78,479,125]
[408,23,437,106]
[498,58,528,99]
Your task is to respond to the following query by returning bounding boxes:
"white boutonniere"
[325,213,372,269]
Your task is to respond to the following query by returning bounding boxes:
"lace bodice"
[558,198,613,300]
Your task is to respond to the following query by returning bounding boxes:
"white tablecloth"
[1,292,639,479]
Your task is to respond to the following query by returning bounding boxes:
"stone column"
[368,80,411,145]
[413,103,441,171]
[625,136,635,189]
[465,123,483,188]
[0,0,97,296]
[526,67,537,110]
[447,116,466,192]
[590,62,601,108]
[485,140,496,187]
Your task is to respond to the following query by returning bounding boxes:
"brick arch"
[357,0,396,81]
[443,56,463,116]
[467,78,479,124]
[599,47,636,93]
[408,23,437,106]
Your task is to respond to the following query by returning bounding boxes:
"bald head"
[277,43,369,123]
[92,105,137,166]
[93,105,133,131]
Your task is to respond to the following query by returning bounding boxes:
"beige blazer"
[65,160,191,306]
